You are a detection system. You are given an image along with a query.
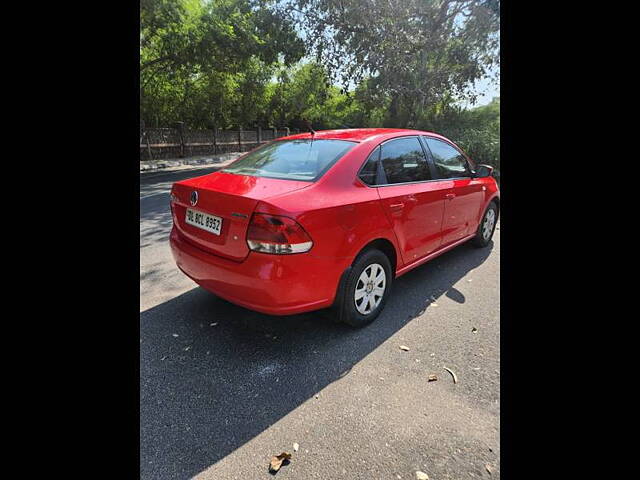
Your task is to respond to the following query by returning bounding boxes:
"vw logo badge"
[190,191,198,206]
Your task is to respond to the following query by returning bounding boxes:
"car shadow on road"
[140,240,493,479]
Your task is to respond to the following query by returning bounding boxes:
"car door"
[361,136,448,265]
[422,136,485,246]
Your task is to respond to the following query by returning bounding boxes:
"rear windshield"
[222,139,357,181]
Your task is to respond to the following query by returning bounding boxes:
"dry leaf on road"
[269,452,292,473]
[399,345,410,351]
[416,471,429,480]
[485,463,494,474]
[444,367,458,384]
[427,374,438,382]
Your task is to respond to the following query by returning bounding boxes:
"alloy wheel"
[354,263,386,315]
[483,208,496,241]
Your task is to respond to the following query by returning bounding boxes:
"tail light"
[169,192,178,215]
[247,213,313,254]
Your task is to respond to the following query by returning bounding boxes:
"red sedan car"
[170,128,499,327]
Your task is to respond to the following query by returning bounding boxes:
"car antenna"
[302,118,316,164]
[303,118,316,143]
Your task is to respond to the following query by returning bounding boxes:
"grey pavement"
[140,166,500,479]
[140,152,243,173]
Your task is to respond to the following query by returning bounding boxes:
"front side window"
[424,137,471,179]
[380,137,431,184]
[222,139,356,181]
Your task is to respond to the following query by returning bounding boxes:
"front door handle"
[445,193,456,200]
[389,202,404,211]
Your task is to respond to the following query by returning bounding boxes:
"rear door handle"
[389,202,404,210]
[445,193,456,200]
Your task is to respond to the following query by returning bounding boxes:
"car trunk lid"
[171,172,311,261]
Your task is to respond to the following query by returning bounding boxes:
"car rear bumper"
[170,226,344,315]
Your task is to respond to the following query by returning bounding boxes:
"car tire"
[334,248,393,328]
[472,201,498,248]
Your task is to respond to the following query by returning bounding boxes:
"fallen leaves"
[485,463,494,474]
[269,452,292,473]
[444,367,458,384]
[396,341,460,387]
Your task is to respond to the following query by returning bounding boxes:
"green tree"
[418,97,500,170]
[140,1,500,172]
[273,0,500,127]
[267,63,331,127]
[140,0,304,127]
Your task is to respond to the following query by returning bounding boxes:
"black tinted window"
[424,137,470,179]
[359,147,380,185]
[380,137,431,184]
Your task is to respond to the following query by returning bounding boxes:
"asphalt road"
[140,166,500,480]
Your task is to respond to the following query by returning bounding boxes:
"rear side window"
[380,137,431,184]
[222,139,356,181]
[358,147,381,185]
[424,137,471,179]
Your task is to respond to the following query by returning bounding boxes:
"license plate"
[185,208,222,236]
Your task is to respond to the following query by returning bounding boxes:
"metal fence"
[140,123,300,160]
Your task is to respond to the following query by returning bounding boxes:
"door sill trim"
[395,233,476,277]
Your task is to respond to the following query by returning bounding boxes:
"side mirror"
[475,164,494,178]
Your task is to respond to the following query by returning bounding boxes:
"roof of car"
[280,128,440,143]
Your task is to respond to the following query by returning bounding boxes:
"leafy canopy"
[140,1,500,168]
[273,0,500,126]
[140,0,305,126]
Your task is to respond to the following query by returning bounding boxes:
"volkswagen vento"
[170,128,499,327]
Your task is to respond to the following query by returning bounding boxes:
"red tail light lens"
[247,214,313,254]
